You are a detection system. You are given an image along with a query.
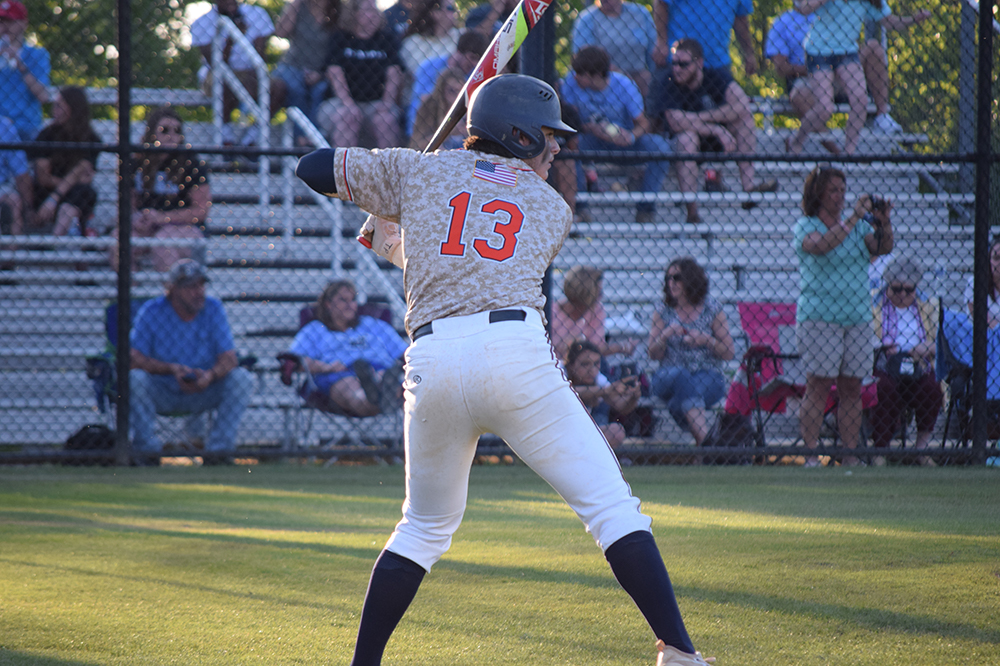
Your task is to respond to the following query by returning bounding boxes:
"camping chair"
[276,301,405,453]
[85,299,257,454]
[731,302,877,448]
[936,306,1000,448]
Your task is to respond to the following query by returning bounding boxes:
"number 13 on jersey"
[440,191,525,262]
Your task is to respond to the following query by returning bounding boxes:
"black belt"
[411,309,527,341]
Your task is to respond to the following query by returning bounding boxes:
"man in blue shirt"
[652,0,756,78]
[0,115,29,235]
[561,46,672,224]
[0,1,50,141]
[130,260,254,463]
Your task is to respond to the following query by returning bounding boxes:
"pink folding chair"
[726,302,876,446]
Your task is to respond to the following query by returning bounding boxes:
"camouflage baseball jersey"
[331,147,573,336]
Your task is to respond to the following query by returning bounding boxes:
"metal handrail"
[210,15,271,222]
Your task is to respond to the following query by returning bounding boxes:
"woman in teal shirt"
[794,166,893,465]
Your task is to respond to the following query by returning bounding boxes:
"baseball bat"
[359,0,554,248]
[422,0,554,154]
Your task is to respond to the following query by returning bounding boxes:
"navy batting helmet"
[467,74,576,160]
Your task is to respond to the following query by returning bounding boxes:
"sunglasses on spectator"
[672,59,694,69]
[157,124,183,134]
[667,273,684,283]
[890,284,916,295]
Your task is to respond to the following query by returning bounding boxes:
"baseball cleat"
[656,640,715,665]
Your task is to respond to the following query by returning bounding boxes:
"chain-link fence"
[0,0,996,466]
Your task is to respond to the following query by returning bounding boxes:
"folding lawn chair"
[730,302,877,448]
[85,299,257,454]
[936,306,1000,449]
[276,301,405,454]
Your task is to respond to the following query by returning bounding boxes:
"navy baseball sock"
[605,530,696,654]
[349,549,426,666]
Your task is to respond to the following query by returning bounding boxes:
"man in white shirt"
[190,0,274,145]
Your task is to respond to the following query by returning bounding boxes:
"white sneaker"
[656,641,715,665]
[872,113,903,134]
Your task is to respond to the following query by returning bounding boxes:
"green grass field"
[1,464,998,665]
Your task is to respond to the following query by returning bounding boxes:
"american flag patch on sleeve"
[473,160,518,187]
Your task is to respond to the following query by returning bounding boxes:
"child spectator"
[560,46,672,225]
[564,339,641,450]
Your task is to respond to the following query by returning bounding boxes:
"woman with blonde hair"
[550,265,637,362]
[409,66,467,150]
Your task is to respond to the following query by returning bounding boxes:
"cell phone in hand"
[182,372,197,383]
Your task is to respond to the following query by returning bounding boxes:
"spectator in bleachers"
[966,236,1000,328]
[400,0,461,78]
[871,255,941,462]
[130,259,254,464]
[649,39,778,225]
[549,95,582,222]
[765,7,929,148]
[0,116,30,236]
[23,86,100,237]
[564,339,642,450]
[784,0,929,155]
[406,30,488,143]
[647,257,735,445]
[561,46,672,225]
[651,0,756,77]
[551,265,638,363]
[410,66,467,150]
[111,108,211,272]
[0,0,50,141]
[290,280,408,416]
[270,0,339,140]
[571,0,657,98]
[317,0,403,148]
[190,0,275,147]
[794,166,893,466]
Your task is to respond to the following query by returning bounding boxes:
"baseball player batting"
[296,74,713,666]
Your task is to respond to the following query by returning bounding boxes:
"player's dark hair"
[802,165,846,216]
[463,135,516,159]
[565,339,601,373]
[672,38,703,62]
[572,46,611,77]
[663,257,709,307]
[316,280,360,332]
[563,265,603,310]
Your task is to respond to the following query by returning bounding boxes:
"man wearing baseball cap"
[129,259,254,464]
[0,0,50,141]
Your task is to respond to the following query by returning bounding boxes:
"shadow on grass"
[0,648,97,665]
